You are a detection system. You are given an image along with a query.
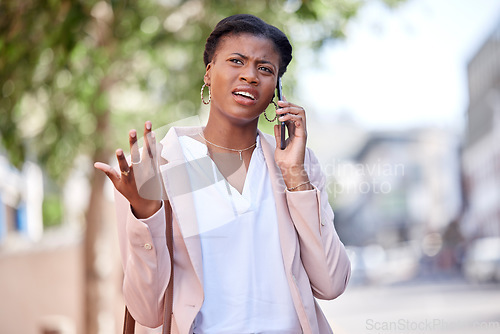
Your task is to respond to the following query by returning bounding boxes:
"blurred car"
[463,237,500,283]
[345,246,369,285]
[345,242,419,285]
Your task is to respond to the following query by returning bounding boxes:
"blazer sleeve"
[284,148,351,300]
[115,190,170,328]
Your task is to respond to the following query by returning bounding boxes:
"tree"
[0,0,404,332]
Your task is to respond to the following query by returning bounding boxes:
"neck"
[203,115,259,149]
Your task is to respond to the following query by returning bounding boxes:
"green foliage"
[0,0,404,183]
[42,193,64,228]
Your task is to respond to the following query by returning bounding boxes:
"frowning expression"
[204,33,280,125]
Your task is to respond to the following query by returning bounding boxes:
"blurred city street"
[2,0,500,333]
[320,276,500,334]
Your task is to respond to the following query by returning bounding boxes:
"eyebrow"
[231,53,277,70]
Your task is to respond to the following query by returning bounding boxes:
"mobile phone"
[277,77,286,150]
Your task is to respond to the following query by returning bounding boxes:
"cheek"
[211,72,232,93]
[263,84,277,102]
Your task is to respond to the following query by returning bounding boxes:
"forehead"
[214,33,280,63]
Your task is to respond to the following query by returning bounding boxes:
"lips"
[232,87,259,106]
[233,91,255,100]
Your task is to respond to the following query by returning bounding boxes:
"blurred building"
[462,19,500,239]
[0,152,124,334]
[0,153,44,244]
[331,128,463,249]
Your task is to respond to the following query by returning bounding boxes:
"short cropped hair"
[203,14,293,78]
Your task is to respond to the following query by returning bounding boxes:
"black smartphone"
[277,77,286,150]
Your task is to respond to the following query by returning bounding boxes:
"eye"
[229,58,243,65]
[259,66,273,74]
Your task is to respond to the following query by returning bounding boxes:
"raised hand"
[94,121,163,218]
[273,98,312,191]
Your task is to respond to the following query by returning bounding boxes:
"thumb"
[94,162,120,183]
[273,124,281,148]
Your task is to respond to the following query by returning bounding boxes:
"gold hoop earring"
[201,83,211,105]
[264,101,278,122]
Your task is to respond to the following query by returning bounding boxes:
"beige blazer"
[115,126,351,334]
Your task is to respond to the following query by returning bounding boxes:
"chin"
[223,104,262,123]
[229,114,260,127]
[224,110,261,126]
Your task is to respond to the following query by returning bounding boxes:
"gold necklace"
[199,132,256,160]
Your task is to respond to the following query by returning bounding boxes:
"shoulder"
[159,126,203,162]
[162,125,203,142]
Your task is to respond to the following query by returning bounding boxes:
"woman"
[95,14,350,334]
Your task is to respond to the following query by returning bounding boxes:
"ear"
[204,62,212,85]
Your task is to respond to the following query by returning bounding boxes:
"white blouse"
[177,134,301,334]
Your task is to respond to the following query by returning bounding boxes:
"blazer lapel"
[258,130,297,270]
[159,126,204,287]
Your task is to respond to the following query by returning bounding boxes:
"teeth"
[235,91,255,100]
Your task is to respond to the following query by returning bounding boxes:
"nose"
[240,66,259,85]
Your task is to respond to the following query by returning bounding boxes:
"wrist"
[286,180,312,192]
[283,168,312,192]
[281,164,307,181]
[130,198,162,219]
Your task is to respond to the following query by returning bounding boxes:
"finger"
[285,119,295,138]
[143,121,153,160]
[149,131,157,160]
[277,100,288,110]
[273,124,281,148]
[278,99,301,110]
[278,107,306,133]
[276,104,304,116]
[129,130,140,163]
[94,162,120,182]
[278,113,303,126]
[116,149,130,176]
[143,131,157,162]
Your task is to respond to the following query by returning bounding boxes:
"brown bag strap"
[123,305,135,334]
[123,200,174,334]
[163,200,174,333]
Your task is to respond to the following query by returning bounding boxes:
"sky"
[297,0,500,130]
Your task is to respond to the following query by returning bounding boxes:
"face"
[204,33,280,126]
